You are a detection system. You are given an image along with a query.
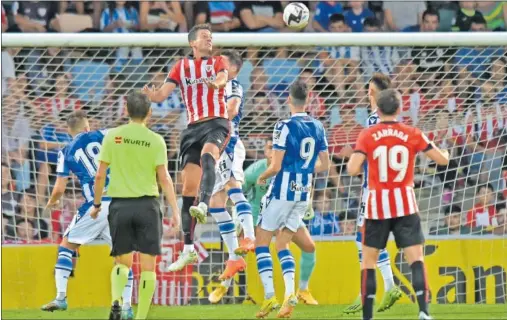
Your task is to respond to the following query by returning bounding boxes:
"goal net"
[2,33,506,309]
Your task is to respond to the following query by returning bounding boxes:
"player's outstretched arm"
[258,150,284,184]
[424,143,450,166]
[156,165,181,230]
[142,82,177,103]
[347,152,366,176]
[204,71,228,90]
[226,96,241,120]
[44,177,69,213]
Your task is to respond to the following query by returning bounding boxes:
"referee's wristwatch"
[93,203,101,208]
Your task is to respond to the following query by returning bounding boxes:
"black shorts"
[363,214,425,250]
[179,117,231,169]
[108,197,163,256]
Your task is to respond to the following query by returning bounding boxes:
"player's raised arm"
[45,150,70,211]
[204,55,229,90]
[347,130,368,176]
[415,128,450,166]
[257,122,288,184]
[314,127,330,173]
[142,60,181,102]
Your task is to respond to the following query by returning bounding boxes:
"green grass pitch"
[3,304,507,319]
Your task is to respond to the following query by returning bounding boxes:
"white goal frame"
[3,32,507,48]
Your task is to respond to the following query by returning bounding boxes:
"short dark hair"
[66,110,88,131]
[369,73,392,91]
[477,183,494,194]
[126,91,151,120]
[188,23,212,42]
[376,89,401,116]
[329,13,345,25]
[471,15,487,27]
[445,205,461,216]
[363,17,381,29]
[422,8,440,22]
[289,81,308,106]
[222,49,243,70]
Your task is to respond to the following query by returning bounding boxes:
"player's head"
[66,110,90,136]
[444,205,462,229]
[376,89,402,118]
[288,80,309,112]
[188,23,213,56]
[126,91,152,122]
[368,73,391,107]
[221,50,243,79]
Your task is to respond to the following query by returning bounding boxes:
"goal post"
[1,32,506,310]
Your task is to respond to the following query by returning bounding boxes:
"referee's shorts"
[108,196,163,256]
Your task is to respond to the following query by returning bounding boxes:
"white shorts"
[64,201,111,246]
[213,139,246,195]
[258,197,308,233]
[356,188,368,251]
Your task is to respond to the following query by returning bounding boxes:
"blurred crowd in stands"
[1,1,507,243]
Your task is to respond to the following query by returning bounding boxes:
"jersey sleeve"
[272,121,290,151]
[354,129,369,155]
[56,149,70,177]
[414,128,433,153]
[165,60,181,86]
[214,56,228,75]
[155,134,168,167]
[318,124,329,152]
[227,79,243,100]
[98,131,113,164]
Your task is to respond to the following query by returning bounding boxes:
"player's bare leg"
[226,178,256,256]
[404,245,432,320]
[41,238,79,312]
[42,237,135,319]
[190,142,221,223]
[255,227,279,319]
[361,245,381,320]
[275,229,298,319]
[168,164,200,271]
[292,226,318,305]
[208,190,246,294]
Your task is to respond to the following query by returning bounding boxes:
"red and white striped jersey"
[166,56,228,124]
[354,121,433,220]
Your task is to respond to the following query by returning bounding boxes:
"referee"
[90,92,180,320]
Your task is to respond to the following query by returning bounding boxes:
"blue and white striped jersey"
[362,110,379,189]
[57,130,110,216]
[267,113,328,201]
[226,77,244,138]
[224,77,244,154]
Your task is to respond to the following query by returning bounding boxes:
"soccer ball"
[283,2,310,29]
